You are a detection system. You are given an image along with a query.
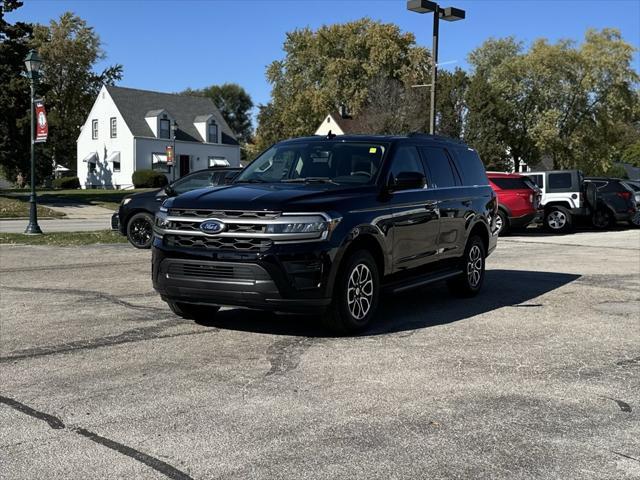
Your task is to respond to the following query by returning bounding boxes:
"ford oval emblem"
[199,219,226,234]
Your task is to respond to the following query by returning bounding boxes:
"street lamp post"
[24,49,44,235]
[171,121,178,182]
[407,0,465,135]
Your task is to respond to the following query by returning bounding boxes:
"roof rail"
[407,132,464,144]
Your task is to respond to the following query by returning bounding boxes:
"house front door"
[179,155,190,178]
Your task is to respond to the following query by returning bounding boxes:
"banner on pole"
[34,100,48,143]
[166,145,174,166]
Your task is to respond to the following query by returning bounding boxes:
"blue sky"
[9,0,640,117]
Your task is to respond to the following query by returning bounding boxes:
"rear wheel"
[629,210,640,228]
[544,207,573,234]
[324,250,379,335]
[592,208,613,229]
[126,212,154,249]
[167,301,220,320]
[495,210,510,236]
[447,235,486,297]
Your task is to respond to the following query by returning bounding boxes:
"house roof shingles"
[106,85,238,145]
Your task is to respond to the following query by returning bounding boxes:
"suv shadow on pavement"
[195,269,580,337]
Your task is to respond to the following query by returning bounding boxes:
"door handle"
[462,200,472,207]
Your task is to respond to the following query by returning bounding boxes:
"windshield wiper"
[282,177,339,185]
[235,178,269,184]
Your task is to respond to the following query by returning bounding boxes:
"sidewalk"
[0,202,114,233]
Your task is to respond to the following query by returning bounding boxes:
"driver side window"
[172,171,214,194]
[390,146,425,182]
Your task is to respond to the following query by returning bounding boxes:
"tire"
[447,235,486,297]
[629,210,640,228]
[324,250,380,335]
[167,301,220,320]
[544,207,573,234]
[592,208,613,230]
[126,212,154,249]
[495,209,510,236]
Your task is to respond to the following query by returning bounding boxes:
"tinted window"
[452,148,488,186]
[527,174,543,188]
[491,177,533,190]
[235,142,386,185]
[548,173,572,189]
[598,181,626,193]
[172,170,213,194]
[390,146,425,180]
[420,147,458,188]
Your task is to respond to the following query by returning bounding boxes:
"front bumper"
[152,241,335,313]
[111,212,120,231]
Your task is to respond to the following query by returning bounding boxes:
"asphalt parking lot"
[1,229,639,479]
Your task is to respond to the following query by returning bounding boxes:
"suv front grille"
[168,209,280,219]
[167,262,256,280]
[165,234,273,252]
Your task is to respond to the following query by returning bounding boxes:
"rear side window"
[548,173,572,189]
[598,181,626,193]
[491,177,532,190]
[420,147,459,188]
[527,174,543,188]
[452,148,488,186]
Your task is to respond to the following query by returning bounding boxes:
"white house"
[315,108,365,136]
[77,85,241,189]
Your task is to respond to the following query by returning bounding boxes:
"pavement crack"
[602,396,632,413]
[611,451,640,463]
[0,395,193,480]
[1,285,166,313]
[616,356,640,367]
[0,260,147,274]
[265,337,317,377]
[0,321,217,363]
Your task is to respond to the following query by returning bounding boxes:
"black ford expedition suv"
[152,134,498,333]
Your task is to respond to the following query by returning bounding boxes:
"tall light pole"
[407,0,465,135]
[171,121,179,182]
[24,50,44,235]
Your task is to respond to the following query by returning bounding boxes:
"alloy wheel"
[467,245,483,288]
[130,218,152,246]
[547,210,566,230]
[347,263,374,320]
[494,214,504,234]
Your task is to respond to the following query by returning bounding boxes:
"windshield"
[235,142,387,185]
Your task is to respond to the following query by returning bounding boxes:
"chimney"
[338,103,350,119]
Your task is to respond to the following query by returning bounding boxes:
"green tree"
[0,0,33,182]
[255,18,430,150]
[436,68,468,139]
[184,83,253,144]
[621,141,640,167]
[32,12,122,174]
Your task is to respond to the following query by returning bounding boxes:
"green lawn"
[0,188,155,212]
[0,230,128,246]
[0,196,65,218]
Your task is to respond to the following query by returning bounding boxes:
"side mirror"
[389,171,426,191]
[163,185,175,196]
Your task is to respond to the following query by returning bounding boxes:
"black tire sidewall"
[332,250,380,333]
[127,212,154,249]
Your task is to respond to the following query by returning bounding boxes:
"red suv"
[488,172,541,235]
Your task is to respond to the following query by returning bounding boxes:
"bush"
[52,176,81,189]
[132,170,169,188]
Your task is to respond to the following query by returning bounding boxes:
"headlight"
[155,210,171,229]
[122,198,132,206]
[266,221,328,234]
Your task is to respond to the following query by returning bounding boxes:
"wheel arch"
[467,220,490,255]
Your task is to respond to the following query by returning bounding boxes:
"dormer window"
[159,118,171,139]
[208,121,218,143]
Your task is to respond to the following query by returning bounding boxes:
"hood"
[125,188,162,200]
[167,183,377,212]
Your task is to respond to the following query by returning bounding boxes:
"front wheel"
[544,207,573,234]
[447,236,486,297]
[324,250,380,335]
[126,212,154,249]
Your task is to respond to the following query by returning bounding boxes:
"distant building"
[315,105,369,136]
[76,85,241,189]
